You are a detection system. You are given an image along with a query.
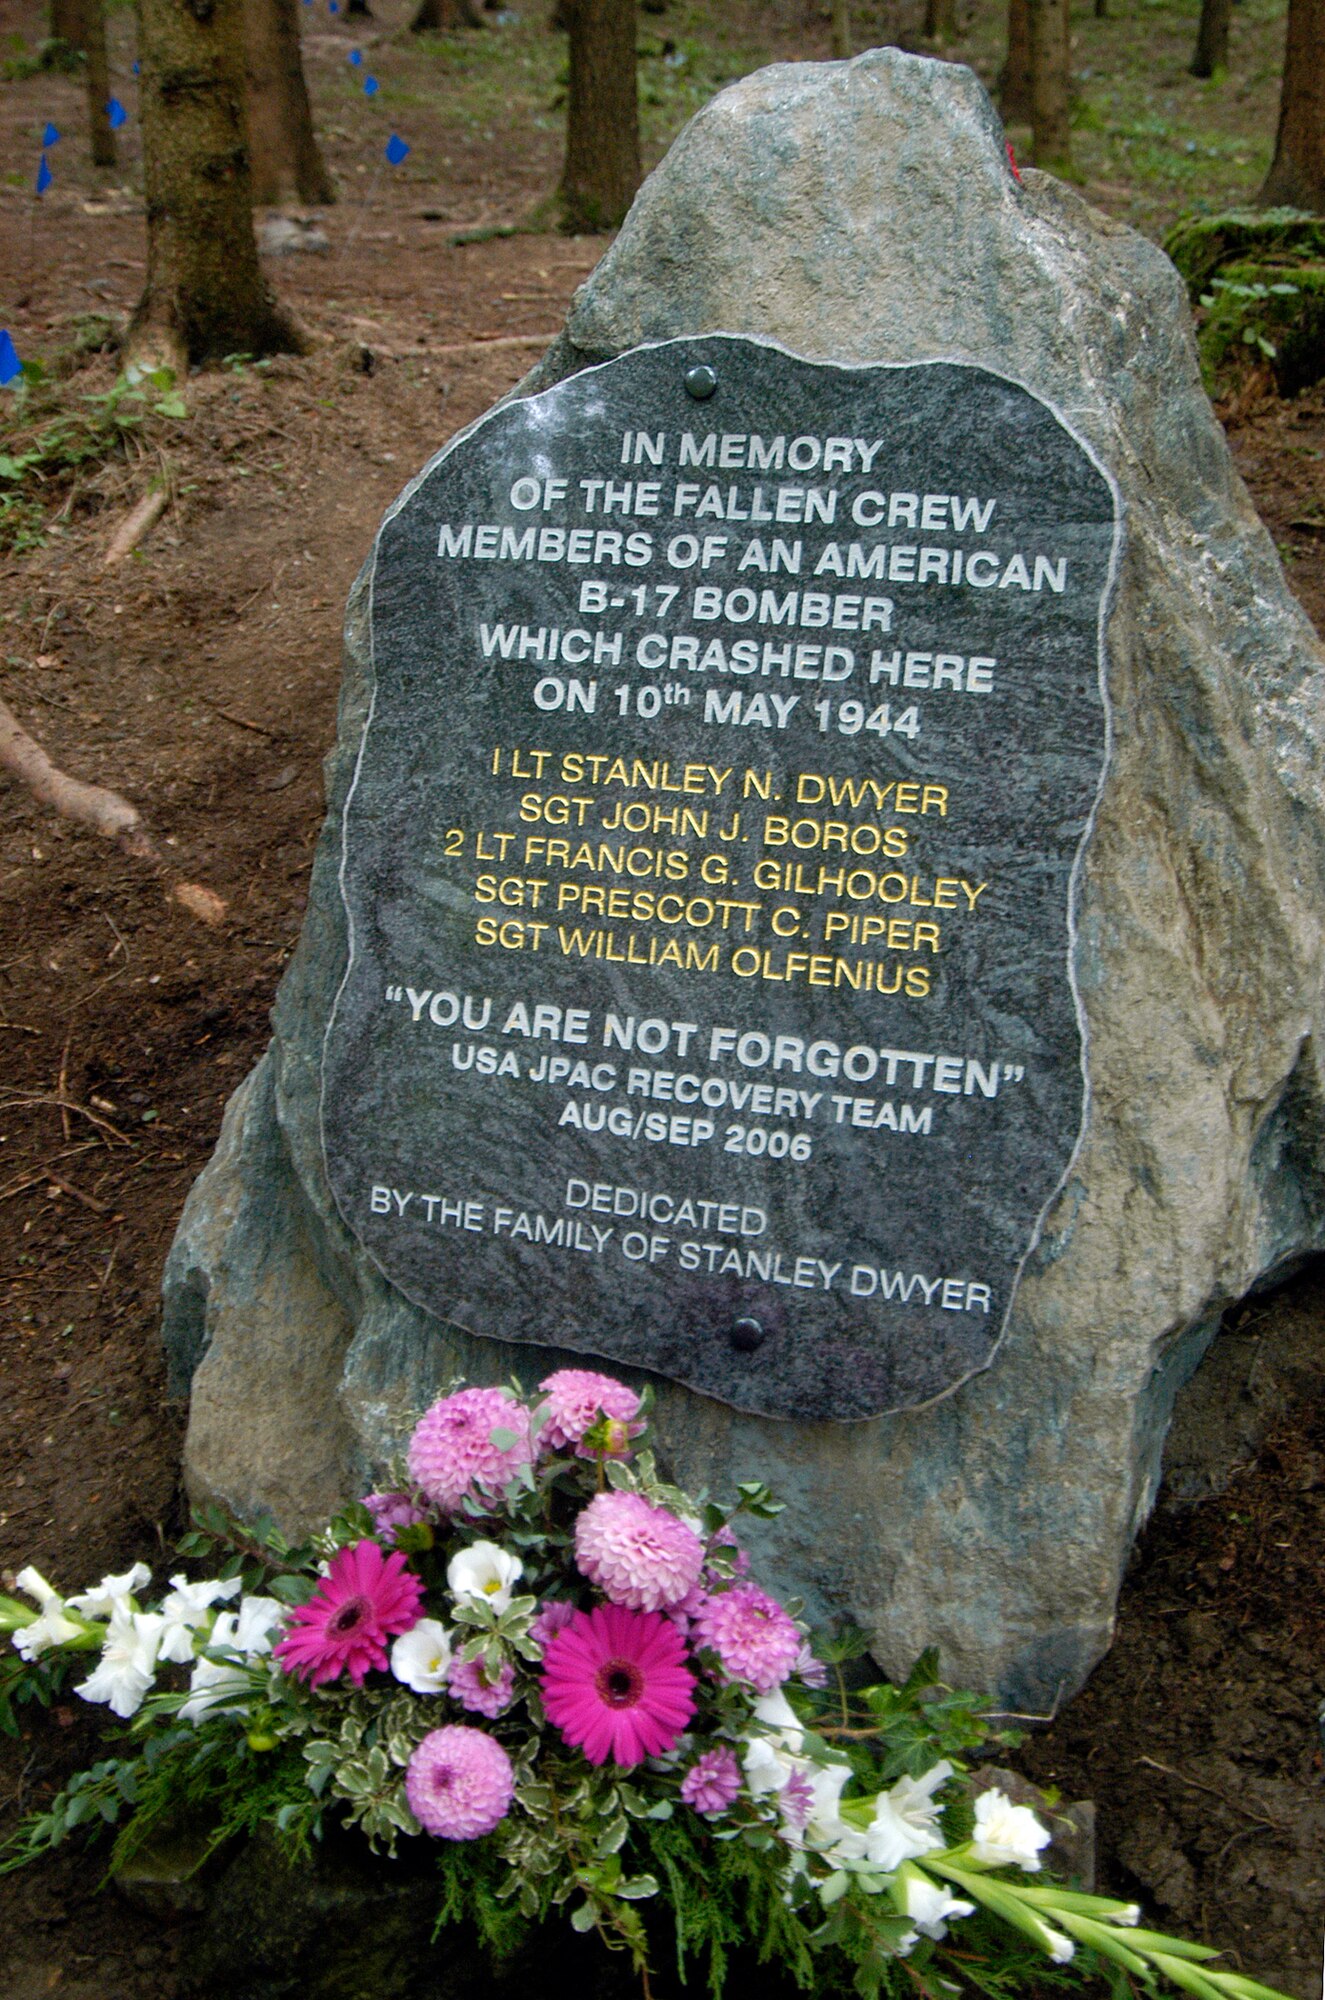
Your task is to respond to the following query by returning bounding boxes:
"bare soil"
[1,2,1324,1995]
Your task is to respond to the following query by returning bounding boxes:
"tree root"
[0,694,227,925]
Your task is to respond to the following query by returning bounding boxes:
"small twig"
[1137,1756,1288,1830]
[43,1168,113,1215]
[0,1019,41,1035]
[103,483,170,566]
[983,1682,1067,1726]
[57,1021,74,1142]
[0,692,155,857]
[430,332,558,359]
[94,1228,122,1306]
[0,1091,132,1144]
[202,701,277,737]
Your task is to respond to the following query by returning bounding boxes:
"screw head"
[729,1315,766,1353]
[683,363,718,401]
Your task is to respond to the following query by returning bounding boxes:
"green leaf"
[489,1427,520,1451]
[569,1901,597,1933]
[613,1874,660,1900]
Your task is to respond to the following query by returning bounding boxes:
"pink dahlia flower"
[273,1539,422,1687]
[447,1652,516,1717]
[541,1604,695,1767]
[690,1583,802,1694]
[537,1369,643,1458]
[574,1491,705,1612]
[528,1599,577,1651]
[407,1387,533,1513]
[680,1745,742,1818]
[405,1725,514,1839]
[362,1491,428,1545]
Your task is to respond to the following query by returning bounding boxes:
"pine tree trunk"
[924,0,957,39]
[244,0,333,206]
[999,0,1032,124]
[1028,0,1071,169]
[1259,0,1325,207]
[1190,0,1231,75]
[830,0,852,58]
[558,0,640,232]
[50,0,85,50]
[130,0,305,370]
[84,0,116,166]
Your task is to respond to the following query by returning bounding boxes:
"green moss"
[1164,208,1325,296]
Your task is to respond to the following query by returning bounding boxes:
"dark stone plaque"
[321,336,1118,1419]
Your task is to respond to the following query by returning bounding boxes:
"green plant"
[1198,275,1301,361]
[0,362,188,551]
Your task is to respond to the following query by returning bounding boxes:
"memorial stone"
[163,48,1325,1706]
[321,342,1118,1418]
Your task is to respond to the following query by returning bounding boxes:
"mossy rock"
[1164,208,1325,298]
[1195,260,1325,398]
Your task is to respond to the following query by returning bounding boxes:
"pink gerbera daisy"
[274,1539,423,1687]
[541,1604,695,1767]
[537,1369,643,1458]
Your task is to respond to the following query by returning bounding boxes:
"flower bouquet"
[0,1372,1293,2000]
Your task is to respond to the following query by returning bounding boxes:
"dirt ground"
[1,0,1324,1994]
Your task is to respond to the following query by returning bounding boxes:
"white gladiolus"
[67,1562,152,1621]
[1043,1928,1076,1964]
[75,1609,166,1718]
[157,1575,244,1665]
[901,1872,975,1940]
[970,1788,1052,1872]
[390,1618,453,1693]
[863,1761,952,1870]
[446,1541,523,1614]
[12,1568,86,1660]
[177,1596,286,1724]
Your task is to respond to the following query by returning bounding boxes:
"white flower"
[446,1541,523,1614]
[12,1568,86,1660]
[157,1575,243,1665]
[75,1609,165,1718]
[177,1596,285,1724]
[751,1687,805,1751]
[1042,1928,1075,1964]
[970,1789,1052,1872]
[390,1618,453,1693]
[901,1872,975,1940]
[863,1761,952,1870]
[231,1595,285,1655]
[67,1562,152,1620]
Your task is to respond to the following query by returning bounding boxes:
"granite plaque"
[321,336,1119,1419]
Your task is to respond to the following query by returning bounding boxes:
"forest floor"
[0,0,1323,1994]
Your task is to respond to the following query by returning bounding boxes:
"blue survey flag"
[107,97,127,128]
[42,122,60,147]
[329,2,339,14]
[385,133,409,165]
[132,59,140,73]
[363,74,379,95]
[0,331,21,386]
[349,48,362,63]
[35,153,52,194]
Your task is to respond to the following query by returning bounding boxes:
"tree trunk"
[130,0,305,371]
[1027,0,1071,170]
[50,0,85,49]
[1259,0,1325,208]
[558,0,639,232]
[84,0,116,166]
[1190,0,1231,74]
[830,0,851,58]
[243,0,333,206]
[924,0,957,38]
[411,0,486,27]
[999,0,1032,124]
